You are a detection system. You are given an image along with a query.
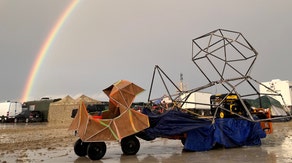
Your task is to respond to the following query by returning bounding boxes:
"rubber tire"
[121,136,140,155]
[74,139,89,157]
[181,138,186,145]
[87,142,106,160]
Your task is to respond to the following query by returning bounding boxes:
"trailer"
[69,79,270,160]
[181,92,212,116]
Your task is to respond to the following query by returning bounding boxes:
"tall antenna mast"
[179,73,184,91]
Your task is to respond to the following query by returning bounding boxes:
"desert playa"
[0,121,292,163]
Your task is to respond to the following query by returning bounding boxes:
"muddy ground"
[0,121,292,163]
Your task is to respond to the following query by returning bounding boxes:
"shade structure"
[69,80,149,142]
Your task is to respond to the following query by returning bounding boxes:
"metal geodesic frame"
[190,29,290,121]
[192,29,258,82]
[147,29,291,122]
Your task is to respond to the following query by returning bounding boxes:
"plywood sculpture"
[69,80,149,142]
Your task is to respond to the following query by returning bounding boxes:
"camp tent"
[53,95,76,105]
[48,95,101,124]
[75,95,101,105]
[246,96,288,116]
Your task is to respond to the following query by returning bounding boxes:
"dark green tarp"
[245,96,288,116]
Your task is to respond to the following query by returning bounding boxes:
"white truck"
[0,101,22,122]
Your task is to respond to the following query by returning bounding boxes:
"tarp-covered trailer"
[69,81,270,161]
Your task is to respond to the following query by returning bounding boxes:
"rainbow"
[20,0,80,102]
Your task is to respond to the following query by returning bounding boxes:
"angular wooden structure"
[69,80,149,142]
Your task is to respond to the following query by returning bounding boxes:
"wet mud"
[0,121,292,163]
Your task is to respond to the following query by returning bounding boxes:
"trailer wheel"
[74,139,89,157]
[121,135,140,155]
[87,142,106,160]
[181,138,186,145]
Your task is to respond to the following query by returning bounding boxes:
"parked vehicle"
[14,110,44,123]
[71,103,108,118]
[0,101,22,122]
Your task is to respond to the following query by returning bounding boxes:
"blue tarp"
[138,108,212,140]
[184,118,266,151]
[139,108,266,151]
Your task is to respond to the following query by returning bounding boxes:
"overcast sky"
[0,0,292,103]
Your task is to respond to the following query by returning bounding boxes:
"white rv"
[0,101,22,122]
